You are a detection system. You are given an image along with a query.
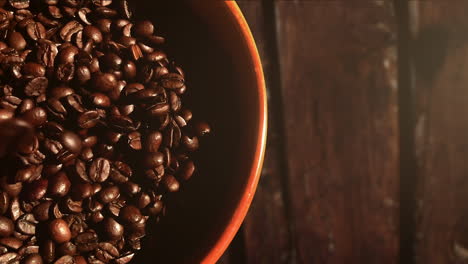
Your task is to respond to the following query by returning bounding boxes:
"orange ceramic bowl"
[131,1,267,263]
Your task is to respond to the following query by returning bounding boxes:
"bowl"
[131,1,267,263]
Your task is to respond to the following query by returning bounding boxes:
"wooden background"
[215,1,468,263]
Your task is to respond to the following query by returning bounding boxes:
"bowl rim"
[200,2,268,264]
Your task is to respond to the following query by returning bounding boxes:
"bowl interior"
[131,1,262,263]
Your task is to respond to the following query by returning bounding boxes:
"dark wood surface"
[219,1,467,263]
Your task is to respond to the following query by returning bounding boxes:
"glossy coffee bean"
[0,216,14,237]
[98,186,119,204]
[22,253,43,264]
[133,20,153,37]
[103,217,123,240]
[92,73,117,92]
[119,205,141,224]
[48,171,71,197]
[49,219,71,243]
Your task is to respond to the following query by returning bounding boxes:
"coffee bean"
[90,93,110,108]
[0,237,22,250]
[22,63,45,78]
[8,32,26,50]
[24,179,48,202]
[160,73,184,90]
[119,205,140,224]
[49,219,71,243]
[47,171,71,197]
[146,200,163,216]
[89,158,110,183]
[57,46,78,65]
[56,63,75,82]
[162,175,179,192]
[21,253,43,264]
[121,181,139,197]
[102,217,123,241]
[73,256,86,264]
[0,252,19,263]
[77,110,100,129]
[60,21,83,42]
[0,216,14,237]
[92,73,117,92]
[83,25,102,43]
[9,0,29,9]
[16,214,37,235]
[26,22,46,41]
[133,20,153,37]
[121,60,136,80]
[127,131,141,150]
[143,152,163,169]
[114,252,134,264]
[74,230,97,252]
[40,240,55,263]
[20,108,46,128]
[181,135,199,152]
[95,242,119,262]
[32,201,52,222]
[97,186,119,204]
[57,242,76,257]
[54,255,74,264]
[61,197,82,214]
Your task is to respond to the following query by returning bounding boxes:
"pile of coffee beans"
[0,0,211,263]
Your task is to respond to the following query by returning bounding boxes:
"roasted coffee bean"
[102,217,123,240]
[56,63,75,82]
[26,22,46,41]
[121,181,139,197]
[143,152,163,169]
[49,219,71,243]
[181,135,199,151]
[61,197,82,214]
[77,110,100,129]
[57,242,76,257]
[119,205,141,224]
[83,25,102,43]
[21,253,43,264]
[22,63,46,78]
[0,252,19,263]
[16,214,36,235]
[97,186,119,204]
[90,93,110,108]
[21,107,47,127]
[127,131,141,150]
[0,192,9,215]
[133,20,153,37]
[0,237,22,250]
[40,240,55,263]
[24,179,48,202]
[32,201,52,222]
[48,172,71,197]
[8,31,26,50]
[0,216,14,237]
[92,73,117,92]
[54,255,74,264]
[162,175,179,192]
[60,21,83,42]
[95,242,119,262]
[179,160,195,181]
[74,230,97,252]
[89,158,110,183]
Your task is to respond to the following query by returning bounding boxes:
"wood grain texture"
[275,2,399,263]
[237,1,293,263]
[410,1,468,263]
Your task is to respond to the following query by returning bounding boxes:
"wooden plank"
[409,1,468,263]
[275,2,399,263]
[237,1,294,263]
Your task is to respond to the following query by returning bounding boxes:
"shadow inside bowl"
[131,1,262,263]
